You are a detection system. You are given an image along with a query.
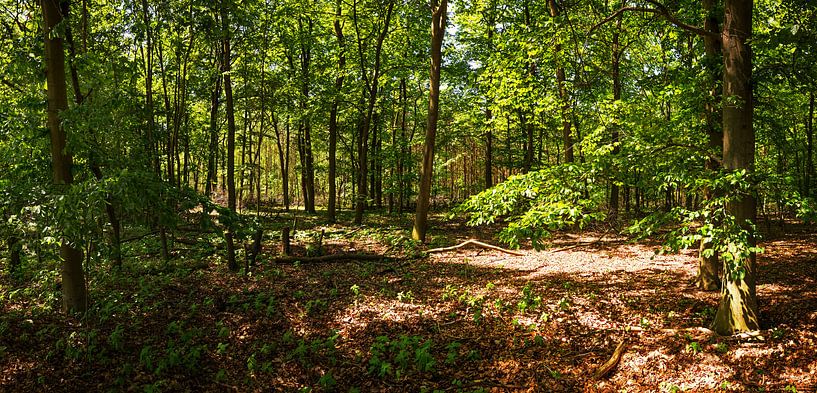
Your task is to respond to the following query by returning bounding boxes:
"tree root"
[425,239,524,256]
[593,339,626,380]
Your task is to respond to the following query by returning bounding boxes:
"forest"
[1,0,816,391]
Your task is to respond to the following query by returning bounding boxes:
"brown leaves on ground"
[1,217,816,392]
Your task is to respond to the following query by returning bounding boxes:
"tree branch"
[1,78,24,93]
[589,2,716,38]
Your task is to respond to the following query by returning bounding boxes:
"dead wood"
[272,253,389,263]
[593,339,626,380]
[426,239,525,256]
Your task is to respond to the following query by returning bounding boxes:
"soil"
[1,214,815,392]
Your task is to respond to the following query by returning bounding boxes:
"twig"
[426,239,524,256]
[593,339,627,380]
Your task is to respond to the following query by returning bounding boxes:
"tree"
[222,0,238,271]
[41,0,87,313]
[711,0,759,334]
[353,0,394,225]
[328,0,346,222]
[412,0,447,242]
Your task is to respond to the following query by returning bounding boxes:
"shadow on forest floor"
[1,210,816,392]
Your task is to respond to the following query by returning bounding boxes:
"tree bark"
[609,12,622,220]
[412,0,447,242]
[272,112,291,210]
[548,0,573,164]
[299,17,316,214]
[712,0,759,335]
[328,0,346,222]
[807,91,814,198]
[353,0,394,225]
[696,0,724,291]
[206,47,221,196]
[221,0,237,271]
[42,0,88,314]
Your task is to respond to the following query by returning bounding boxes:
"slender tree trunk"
[697,0,724,291]
[7,236,20,275]
[42,0,87,314]
[412,0,447,242]
[807,91,814,198]
[272,112,290,210]
[299,17,316,213]
[609,14,622,220]
[207,48,221,196]
[353,0,394,225]
[712,0,759,335]
[484,7,495,189]
[328,0,345,222]
[63,6,123,269]
[548,0,573,164]
[398,78,407,213]
[222,0,237,271]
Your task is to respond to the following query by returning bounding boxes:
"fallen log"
[592,339,626,380]
[425,239,525,256]
[272,253,389,263]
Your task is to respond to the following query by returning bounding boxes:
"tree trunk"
[807,91,814,198]
[42,0,87,314]
[548,0,573,164]
[712,0,759,335]
[221,0,238,271]
[609,13,622,220]
[412,0,447,242]
[299,17,316,214]
[328,0,345,222]
[206,48,221,196]
[63,7,124,270]
[272,112,290,210]
[353,0,394,225]
[140,0,158,173]
[696,0,724,291]
[398,78,407,213]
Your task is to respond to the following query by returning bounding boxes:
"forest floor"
[1,210,816,392]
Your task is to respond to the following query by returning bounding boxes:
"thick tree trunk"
[42,0,87,314]
[412,0,447,242]
[712,0,759,335]
[222,0,237,271]
[696,0,724,291]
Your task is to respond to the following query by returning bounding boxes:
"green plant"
[445,342,461,365]
[685,341,702,354]
[368,335,436,379]
[517,283,542,313]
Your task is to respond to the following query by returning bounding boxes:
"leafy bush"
[456,164,605,248]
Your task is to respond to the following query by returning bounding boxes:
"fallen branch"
[272,253,389,264]
[426,239,524,256]
[592,339,626,380]
[551,227,614,253]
